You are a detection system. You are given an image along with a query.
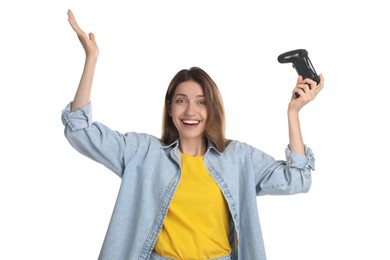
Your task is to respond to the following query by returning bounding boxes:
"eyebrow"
[174,93,205,98]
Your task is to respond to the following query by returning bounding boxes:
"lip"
[180,119,201,128]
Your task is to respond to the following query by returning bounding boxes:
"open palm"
[67,9,99,58]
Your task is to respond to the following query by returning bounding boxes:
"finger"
[67,9,76,26]
[301,83,312,93]
[316,73,325,94]
[67,10,83,34]
[294,87,306,98]
[302,78,317,89]
[318,74,324,88]
[89,33,98,48]
[296,75,303,84]
[296,82,310,92]
[89,32,95,41]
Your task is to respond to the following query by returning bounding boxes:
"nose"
[184,101,196,115]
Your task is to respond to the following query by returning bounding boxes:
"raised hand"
[67,9,98,112]
[289,74,324,112]
[67,9,99,58]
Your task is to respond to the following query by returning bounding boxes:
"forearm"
[287,106,305,156]
[286,74,324,155]
[71,56,97,112]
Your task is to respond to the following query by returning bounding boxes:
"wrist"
[85,55,98,62]
[288,103,299,116]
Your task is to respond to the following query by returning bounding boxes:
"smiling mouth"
[181,119,200,126]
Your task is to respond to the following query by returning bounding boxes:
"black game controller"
[277,49,320,98]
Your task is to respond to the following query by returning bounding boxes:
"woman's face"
[170,80,208,143]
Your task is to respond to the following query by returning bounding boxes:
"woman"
[62,10,324,260]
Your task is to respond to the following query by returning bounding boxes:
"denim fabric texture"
[62,102,315,260]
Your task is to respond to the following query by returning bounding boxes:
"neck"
[179,137,207,157]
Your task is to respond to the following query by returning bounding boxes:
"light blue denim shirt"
[62,102,315,260]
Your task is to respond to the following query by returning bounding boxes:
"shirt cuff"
[285,145,315,170]
[61,102,92,131]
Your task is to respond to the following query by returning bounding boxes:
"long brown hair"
[161,67,228,152]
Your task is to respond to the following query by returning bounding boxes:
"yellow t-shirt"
[153,153,231,259]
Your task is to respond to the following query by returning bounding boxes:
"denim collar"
[161,139,222,156]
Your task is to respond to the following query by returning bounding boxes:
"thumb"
[89,32,96,42]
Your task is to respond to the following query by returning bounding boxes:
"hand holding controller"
[278,49,320,98]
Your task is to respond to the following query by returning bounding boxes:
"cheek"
[201,108,208,120]
[170,107,182,126]
[170,105,180,118]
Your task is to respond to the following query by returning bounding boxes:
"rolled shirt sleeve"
[61,102,138,177]
[253,145,315,196]
[61,102,92,131]
[285,145,315,171]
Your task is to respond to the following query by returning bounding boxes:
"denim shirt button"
[288,158,292,166]
[223,189,229,194]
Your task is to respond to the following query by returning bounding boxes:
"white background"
[1,0,389,259]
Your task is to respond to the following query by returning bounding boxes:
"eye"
[175,98,186,104]
[197,99,207,105]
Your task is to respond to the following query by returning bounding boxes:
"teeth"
[182,120,200,125]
